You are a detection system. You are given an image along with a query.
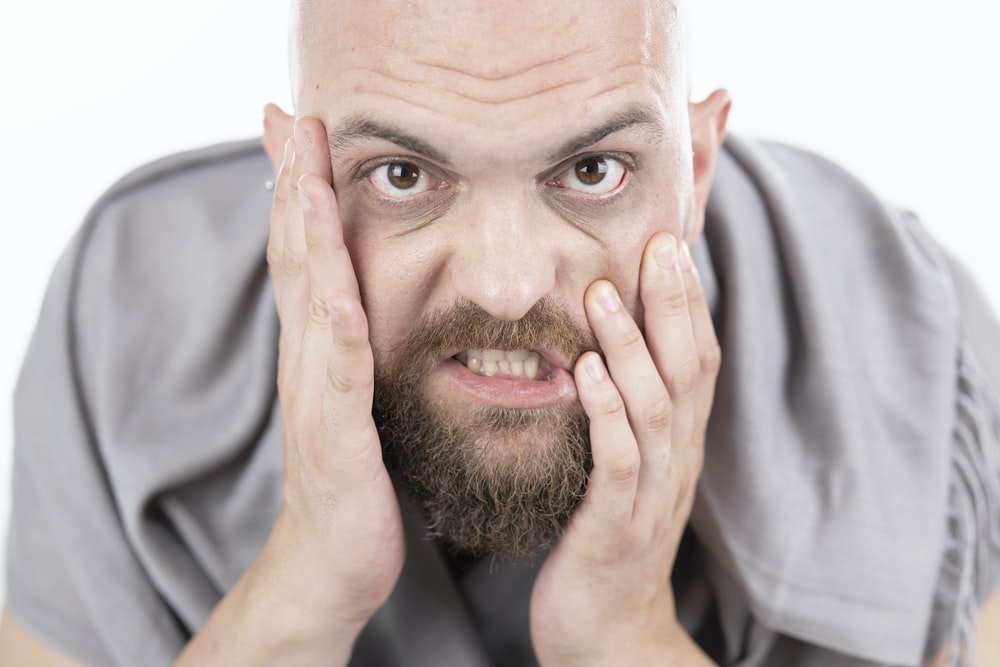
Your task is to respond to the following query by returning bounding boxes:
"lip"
[434,356,578,409]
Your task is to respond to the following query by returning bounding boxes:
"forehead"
[295,0,683,152]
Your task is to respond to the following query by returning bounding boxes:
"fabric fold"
[9,137,999,666]
[693,137,960,664]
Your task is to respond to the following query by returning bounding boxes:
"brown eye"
[387,162,421,189]
[551,155,628,195]
[574,157,609,185]
[369,161,438,197]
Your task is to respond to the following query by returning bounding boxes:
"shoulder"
[75,138,273,274]
[94,138,270,206]
[713,135,921,238]
[55,139,280,458]
[66,138,274,345]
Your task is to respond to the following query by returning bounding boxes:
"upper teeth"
[460,349,544,380]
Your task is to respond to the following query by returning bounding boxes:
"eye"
[550,156,628,195]
[368,161,438,198]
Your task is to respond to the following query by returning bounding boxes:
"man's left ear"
[688,89,732,239]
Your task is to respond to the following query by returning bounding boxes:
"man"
[3,1,999,665]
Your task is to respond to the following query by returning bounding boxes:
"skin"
[272,2,725,662]
[242,4,726,663]
[1,1,997,665]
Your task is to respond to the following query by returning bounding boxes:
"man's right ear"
[262,103,295,173]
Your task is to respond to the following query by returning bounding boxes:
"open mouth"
[453,349,557,381]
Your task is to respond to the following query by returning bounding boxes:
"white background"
[1,1,997,607]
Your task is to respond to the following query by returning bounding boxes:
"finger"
[267,139,297,386]
[280,118,334,354]
[634,233,702,512]
[300,173,363,303]
[262,103,294,173]
[319,294,380,474]
[267,138,295,302]
[680,242,722,435]
[573,351,640,531]
[641,234,701,410]
[640,234,700,427]
[295,173,377,471]
[583,279,674,487]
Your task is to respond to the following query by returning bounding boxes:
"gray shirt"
[7,137,1000,666]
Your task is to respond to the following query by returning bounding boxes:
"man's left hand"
[530,232,720,666]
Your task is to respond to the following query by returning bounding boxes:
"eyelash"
[354,151,638,206]
[355,156,451,207]
[545,152,636,196]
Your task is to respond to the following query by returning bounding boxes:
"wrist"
[175,511,368,667]
[240,509,372,659]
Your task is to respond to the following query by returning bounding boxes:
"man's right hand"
[172,115,405,666]
[267,114,406,629]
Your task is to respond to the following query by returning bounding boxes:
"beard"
[373,299,597,559]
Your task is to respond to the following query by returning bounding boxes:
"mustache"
[377,298,599,378]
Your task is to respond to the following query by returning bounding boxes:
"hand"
[529,233,720,666]
[263,103,294,173]
[265,114,405,635]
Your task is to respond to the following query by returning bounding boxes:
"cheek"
[602,236,647,317]
[593,195,680,316]
[339,218,438,366]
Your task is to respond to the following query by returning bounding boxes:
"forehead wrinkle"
[343,66,657,128]
[408,47,589,83]
[351,67,594,109]
[340,43,649,108]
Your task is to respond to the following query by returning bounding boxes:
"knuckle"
[667,360,701,398]
[643,393,674,433]
[280,253,306,279]
[616,324,647,359]
[659,283,689,312]
[323,342,372,397]
[308,293,331,326]
[700,340,723,376]
[608,450,641,484]
[595,391,627,420]
[325,360,354,395]
[265,243,283,271]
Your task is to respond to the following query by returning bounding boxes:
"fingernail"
[597,283,622,313]
[294,122,311,154]
[655,236,677,269]
[585,354,606,382]
[680,242,694,272]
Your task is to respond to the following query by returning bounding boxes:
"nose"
[447,196,557,321]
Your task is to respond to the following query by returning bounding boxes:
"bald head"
[266,1,729,561]
[268,0,730,339]
[289,0,689,113]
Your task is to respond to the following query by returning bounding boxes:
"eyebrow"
[328,117,452,166]
[327,103,665,167]
[548,105,665,162]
